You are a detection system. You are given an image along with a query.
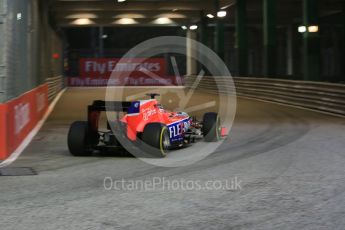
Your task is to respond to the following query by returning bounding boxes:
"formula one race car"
[68,93,224,158]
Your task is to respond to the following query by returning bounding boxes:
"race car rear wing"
[88,100,132,131]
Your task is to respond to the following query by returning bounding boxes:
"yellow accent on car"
[216,115,220,140]
[160,126,168,156]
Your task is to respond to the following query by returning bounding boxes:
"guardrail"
[184,76,345,116]
[45,76,64,102]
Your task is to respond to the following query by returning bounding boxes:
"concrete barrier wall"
[0,75,63,160]
[184,76,345,116]
[0,84,48,160]
[0,0,63,103]
[46,76,64,102]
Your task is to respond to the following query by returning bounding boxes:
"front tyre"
[202,113,221,142]
[68,121,93,156]
[142,123,170,158]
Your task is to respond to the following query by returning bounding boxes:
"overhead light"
[181,25,187,30]
[189,25,198,30]
[66,13,97,19]
[217,10,227,18]
[154,17,173,24]
[298,25,307,33]
[102,34,108,39]
[114,18,138,24]
[73,18,94,25]
[114,13,145,19]
[117,0,126,2]
[16,13,22,20]
[157,13,186,19]
[207,14,214,19]
[308,25,319,33]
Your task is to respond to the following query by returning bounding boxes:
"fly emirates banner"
[68,58,182,86]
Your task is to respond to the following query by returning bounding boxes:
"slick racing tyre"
[68,121,93,156]
[202,112,221,142]
[142,123,170,158]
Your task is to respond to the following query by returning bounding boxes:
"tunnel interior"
[53,0,345,83]
[0,1,345,229]
[0,0,344,103]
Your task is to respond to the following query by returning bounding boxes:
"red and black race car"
[68,94,225,158]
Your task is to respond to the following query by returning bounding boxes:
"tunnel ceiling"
[51,0,235,27]
[50,0,344,27]
[229,0,343,25]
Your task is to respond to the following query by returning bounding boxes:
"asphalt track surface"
[1,88,345,230]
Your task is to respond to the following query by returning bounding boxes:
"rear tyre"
[142,123,170,158]
[68,121,93,156]
[202,113,221,142]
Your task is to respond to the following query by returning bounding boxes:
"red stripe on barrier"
[0,84,48,160]
[0,104,8,159]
